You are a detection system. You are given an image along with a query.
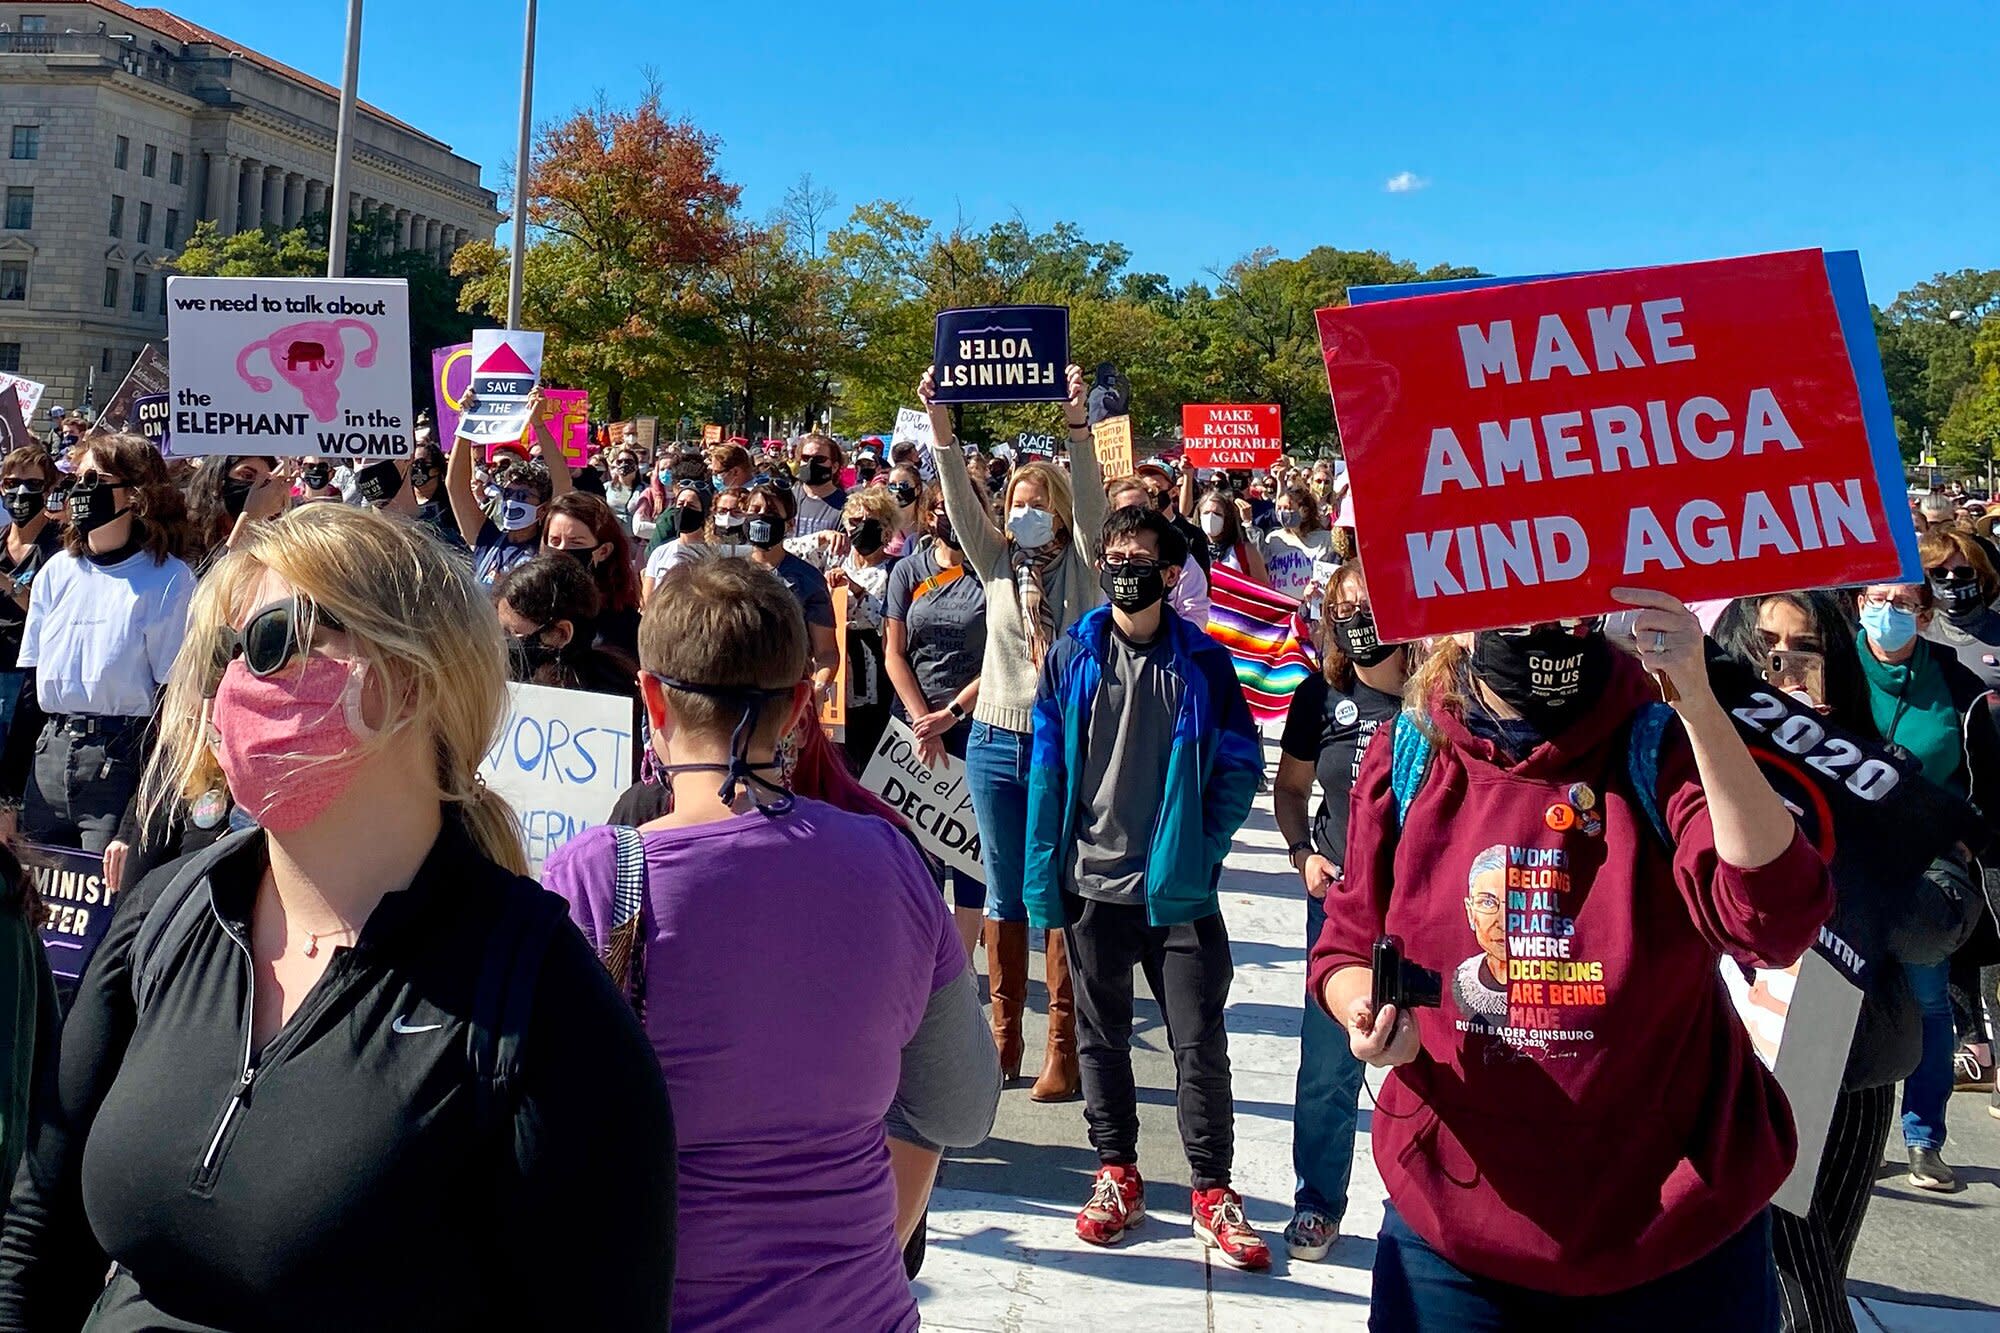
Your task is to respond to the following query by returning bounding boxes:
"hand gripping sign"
[1315,249,1916,640]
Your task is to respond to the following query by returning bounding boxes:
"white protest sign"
[458,329,546,447]
[892,407,936,451]
[1720,949,1865,1215]
[0,373,45,421]
[478,681,638,877]
[860,717,985,884]
[166,276,413,458]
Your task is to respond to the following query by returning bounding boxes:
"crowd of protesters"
[0,360,1978,1333]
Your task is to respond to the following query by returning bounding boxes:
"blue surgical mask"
[1860,600,1918,654]
[1006,505,1056,549]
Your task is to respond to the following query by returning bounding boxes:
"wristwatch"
[947,701,967,722]
[1288,838,1314,867]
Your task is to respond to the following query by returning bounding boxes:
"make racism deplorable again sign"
[1316,248,1916,640]
[931,306,1070,405]
[165,276,415,460]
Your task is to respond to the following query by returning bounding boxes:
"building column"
[304,178,325,224]
[424,218,441,259]
[235,159,259,233]
[263,166,283,229]
[206,151,240,235]
[281,173,304,229]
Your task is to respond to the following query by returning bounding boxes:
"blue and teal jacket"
[1023,603,1262,928]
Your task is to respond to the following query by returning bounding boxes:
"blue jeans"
[1371,1203,1779,1332]
[1902,959,1954,1151]
[965,721,1031,922]
[1295,893,1363,1219]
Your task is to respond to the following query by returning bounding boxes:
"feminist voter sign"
[931,305,1070,404]
[1183,404,1283,470]
[166,276,414,459]
[1315,249,1915,640]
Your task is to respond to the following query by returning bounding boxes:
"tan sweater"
[932,430,1107,734]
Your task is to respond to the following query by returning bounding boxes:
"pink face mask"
[209,654,369,833]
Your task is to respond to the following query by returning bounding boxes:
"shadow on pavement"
[1847,1280,2000,1313]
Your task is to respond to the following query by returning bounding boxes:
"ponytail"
[1406,636,1471,744]
[456,777,528,878]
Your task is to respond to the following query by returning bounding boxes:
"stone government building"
[0,1,500,419]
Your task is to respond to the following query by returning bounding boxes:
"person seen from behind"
[542,557,997,1331]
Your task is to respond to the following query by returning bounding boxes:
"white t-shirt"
[644,538,750,585]
[1262,528,1335,602]
[19,547,196,716]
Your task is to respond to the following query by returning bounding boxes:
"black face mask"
[302,463,331,492]
[563,544,601,573]
[510,631,562,673]
[1931,574,1986,623]
[887,482,917,508]
[800,458,835,487]
[675,503,706,536]
[68,481,129,537]
[745,515,783,549]
[986,472,1008,497]
[1471,627,1611,735]
[932,515,959,550]
[855,463,879,483]
[3,487,42,525]
[848,518,884,557]
[409,463,435,492]
[1149,489,1171,513]
[1333,608,1400,668]
[1100,561,1166,615]
[220,475,254,519]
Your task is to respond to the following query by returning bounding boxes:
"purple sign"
[431,341,474,445]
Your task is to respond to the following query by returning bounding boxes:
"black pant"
[1065,894,1234,1190]
[22,717,143,853]
[1772,1082,1895,1333]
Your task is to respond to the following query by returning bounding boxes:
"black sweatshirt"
[0,822,677,1332]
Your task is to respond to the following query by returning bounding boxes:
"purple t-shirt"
[543,798,961,1333]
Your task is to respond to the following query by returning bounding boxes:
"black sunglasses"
[213,596,345,684]
[1,478,47,496]
[76,470,127,490]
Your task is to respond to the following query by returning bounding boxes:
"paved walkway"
[915,746,1999,1330]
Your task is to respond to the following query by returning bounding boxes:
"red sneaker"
[1192,1187,1271,1271]
[1076,1165,1145,1246]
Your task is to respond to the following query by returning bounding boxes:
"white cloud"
[1384,171,1428,194]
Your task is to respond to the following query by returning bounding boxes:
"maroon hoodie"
[1308,652,1831,1296]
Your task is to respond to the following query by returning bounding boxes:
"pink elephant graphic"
[235,319,378,422]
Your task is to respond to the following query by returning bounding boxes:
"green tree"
[164,219,326,277]
[1878,269,2000,454]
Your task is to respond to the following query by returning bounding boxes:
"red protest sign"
[1182,404,1283,469]
[1315,249,1913,640]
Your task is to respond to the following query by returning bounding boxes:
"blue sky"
[175,1,1993,303]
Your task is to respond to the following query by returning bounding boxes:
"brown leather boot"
[1031,928,1081,1102]
[984,919,1027,1081]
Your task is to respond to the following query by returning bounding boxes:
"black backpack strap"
[469,888,567,1135]
[129,829,260,1016]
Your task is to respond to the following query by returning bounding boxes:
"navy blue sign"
[134,393,171,452]
[932,305,1070,405]
[23,842,118,986]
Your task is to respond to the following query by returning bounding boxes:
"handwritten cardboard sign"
[1315,249,1916,640]
[1092,415,1135,480]
[166,276,414,459]
[819,584,849,738]
[477,681,638,876]
[859,718,985,884]
[931,305,1070,404]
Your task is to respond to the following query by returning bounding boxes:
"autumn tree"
[458,77,742,419]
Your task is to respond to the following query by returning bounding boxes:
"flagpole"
[325,0,363,278]
[506,0,537,330]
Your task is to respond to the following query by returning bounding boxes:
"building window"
[132,273,147,313]
[3,189,29,230]
[141,144,157,178]
[157,273,167,312]
[136,201,152,245]
[18,17,46,34]
[0,344,18,373]
[108,195,123,237]
[115,136,129,170]
[103,268,119,309]
[169,151,184,185]
[101,348,114,373]
[164,208,180,248]
[0,262,24,302]
[8,127,36,161]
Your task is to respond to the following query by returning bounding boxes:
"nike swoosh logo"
[391,1017,443,1035]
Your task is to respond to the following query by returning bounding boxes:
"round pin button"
[1545,803,1577,832]
[1567,782,1597,813]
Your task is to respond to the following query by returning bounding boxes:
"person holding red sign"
[1309,594,1832,1329]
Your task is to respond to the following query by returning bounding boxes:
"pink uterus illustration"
[235,319,378,422]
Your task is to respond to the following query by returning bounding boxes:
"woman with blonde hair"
[0,504,676,1331]
[919,362,1104,1102]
